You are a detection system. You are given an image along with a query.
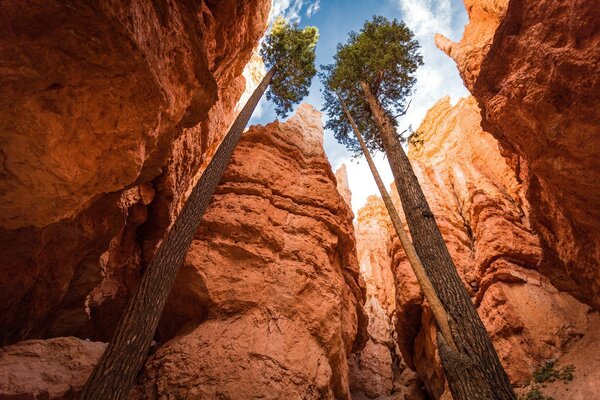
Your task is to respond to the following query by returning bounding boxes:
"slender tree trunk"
[359,81,515,400]
[80,67,276,400]
[337,93,457,351]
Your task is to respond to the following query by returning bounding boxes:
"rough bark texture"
[437,0,600,309]
[359,81,514,399]
[388,96,593,399]
[132,104,367,400]
[350,196,428,400]
[0,0,270,346]
[338,94,456,351]
[80,67,275,400]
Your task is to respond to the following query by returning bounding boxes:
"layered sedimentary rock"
[349,196,427,400]
[349,196,397,398]
[134,104,367,400]
[437,0,600,309]
[0,0,270,344]
[389,97,591,398]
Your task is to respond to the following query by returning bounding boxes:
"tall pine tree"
[321,16,515,400]
[81,17,319,400]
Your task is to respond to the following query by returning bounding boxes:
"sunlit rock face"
[134,104,368,400]
[390,97,591,398]
[0,0,271,345]
[336,164,353,207]
[349,197,396,398]
[349,196,427,400]
[434,0,508,91]
[438,0,600,309]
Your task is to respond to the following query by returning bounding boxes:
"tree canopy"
[261,16,319,117]
[320,16,423,155]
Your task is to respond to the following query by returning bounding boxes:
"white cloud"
[396,0,468,131]
[329,0,469,215]
[332,153,395,216]
[269,0,321,23]
[306,0,321,17]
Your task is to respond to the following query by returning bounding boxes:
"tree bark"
[80,67,276,400]
[359,81,515,400]
[337,92,457,351]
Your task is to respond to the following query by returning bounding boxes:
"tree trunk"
[336,92,457,351]
[359,81,515,400]
[80,67,276,400]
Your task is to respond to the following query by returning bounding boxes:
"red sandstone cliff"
[402,97,593,398]
[132,104,366,399]
[0,102,369,398]
[2,1,599,399]
[437,0,600,310]
[0,0,270,345]
[354,96,597,399]
[349,196,426,400]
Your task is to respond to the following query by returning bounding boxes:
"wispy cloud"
[400,0,453,37]
[306,0,321,17]
[330,0,469,214]
[269,0,322,23]
[395,0,468,132]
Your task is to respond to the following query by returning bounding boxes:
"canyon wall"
[437,0,600,309]
[354,96,596,399]
[400,96,592,398]
[0,0,271,344]
[349,196,426,400]
[0,102,369,399]
[133,104,367,399]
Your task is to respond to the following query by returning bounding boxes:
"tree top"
[260,16,319,118]
[320,16,422,155]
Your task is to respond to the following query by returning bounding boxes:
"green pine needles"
[320,16,423,155]
[261,16,319,117]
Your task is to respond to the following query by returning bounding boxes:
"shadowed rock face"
[0,337,106,399]
[133,104,367,400]
[0,0,270,345]
[437,0,600,309]
[373,97,591,399]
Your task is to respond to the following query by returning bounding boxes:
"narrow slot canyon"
[0,0,599,399]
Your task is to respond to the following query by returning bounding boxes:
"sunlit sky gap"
[250,0,469,214]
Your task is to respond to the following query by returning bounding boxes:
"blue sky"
[250,0,469,213]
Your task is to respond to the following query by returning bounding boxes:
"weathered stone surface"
[389,96,591,398]
[355,197,396,318]
[134,104,367,400]
[0,0,270,344]
[350,196,426,400]
[336,164,353,207]
[434,0,508,91]
[438,0,600,309]
[0,337,106,399]
[533,313,600,400]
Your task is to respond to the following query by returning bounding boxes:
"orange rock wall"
[360,97,592,399]
[349,196,426,399]
[134,104,367,399]
[0,0,271,345]
[439,0,600,309]
[0,337,106,399]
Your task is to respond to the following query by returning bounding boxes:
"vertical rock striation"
[0,0,270,344]
[349,196,397,398]
[350,196,427,400]
[133,104,367,400]
[437,0,600,309]
[385,97,591,398]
